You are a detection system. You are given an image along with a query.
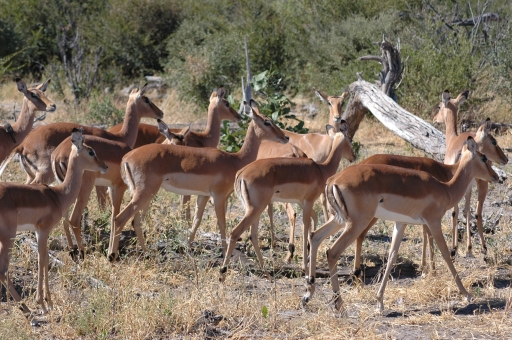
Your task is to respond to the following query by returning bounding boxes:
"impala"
[303,137,499,312]
[219,121,355,281]
[433,90,507,256]
[0,129,107,326]
[51,134,131,259]
[108,100,288,261]
[0,79,55,164]
[256,89,350,247]
[0,84,163,185]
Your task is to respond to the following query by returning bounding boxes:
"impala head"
[462,136,499,183]
[315,88,349,131]
[432,89,469,127]
[243,100,288,144]
[157,119,190,145]
[128,84,164,120]
[474,118,508,166]
[70,128,108,175]
[327,120,356,163]
[16,78,56,113]
[209,86,242,123]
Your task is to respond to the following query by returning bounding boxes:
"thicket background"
[1,0,511,121]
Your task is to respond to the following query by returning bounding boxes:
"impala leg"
[427,220,471,301]
[132,201,151,253]
[188,195,209,245]
[376,222,406,311]
[95,185,110,210]
[421,224,435,272]
[220,205,266,282]
[35,230,49,314]
[213,195,229,255]
[62,210,74,251]
[300,201,315,271]
[110,194,153,262]
[325,221,366,311]
[303,216,344,306]
[267,203,276,249]
[68,174,96,259]
[463,186,474,257]
[354,217,378,279]
[43,246,53,311]
[475,179,488,254]
[451,205,459,257]
[0,235,33,321]
[249,221,265,269]
[180,195,191,222]
[320,192,329,224]
[284,203,297,263]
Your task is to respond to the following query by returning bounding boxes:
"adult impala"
[303,137,499,312]
[433,90,508,256]
[219,121,355,281]
[0,84,163,184]
[0,79,55,164]
[0,129,107,326]
[256,89,350,246]
[108,100,288,261]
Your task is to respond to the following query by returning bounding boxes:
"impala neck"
[233,122,261,168]
[11,98,37,146]
[202,106,222,147]
[317,138,346,181]
[443,109,459,145]
[116,102,141,149]
[444,155,476,207]
[52,150,86,215]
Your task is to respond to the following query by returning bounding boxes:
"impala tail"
[121,162,136,195]
[326,182,348,224]
[0,145,22,179]
[234,175,249,211]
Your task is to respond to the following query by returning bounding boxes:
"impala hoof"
[108,253,116,262]
[219,266,227,283]
[301,295,310,307]
[30,317,40,327]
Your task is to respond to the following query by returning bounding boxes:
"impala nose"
[101,165,109,174]
[47,104,57,112]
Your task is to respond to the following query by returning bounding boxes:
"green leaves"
[261,305,268,318]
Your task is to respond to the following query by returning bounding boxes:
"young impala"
[433,90,507,256]
[0,129,107,326]
[303,137,499,312]
[108,100,288,261]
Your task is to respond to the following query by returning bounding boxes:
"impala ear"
[442,90,451,107]
[456,89,469,105]
[314,88,330,105]
[476,118,492,139]
[217,86,225,99]
[181,124,191,138]
[37,79,51,92]
[339,119,349,134]
[243,101,254,118]
[16,78,28,95]
[71,128,84,150]
[137,83,148,98]
[464,136,477,154]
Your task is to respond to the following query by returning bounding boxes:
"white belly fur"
[161,182,210,196]
[95,178,113,187]
[17,224,37,232]
[375,206,424,225]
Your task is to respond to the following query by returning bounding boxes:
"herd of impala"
[0,77,508,325]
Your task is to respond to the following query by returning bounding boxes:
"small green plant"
[86,94,124,127]
[220,70,308,152]
[261,305,268,318]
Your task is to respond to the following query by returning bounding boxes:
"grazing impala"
[108,100,288,261]
[0,79,55,164]
[303,137,499,312]
[219,121,355,281]
[433,90,508,256]
[0,84,163,185]
[0,129,107,326]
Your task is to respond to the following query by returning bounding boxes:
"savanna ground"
[1,84,512,339]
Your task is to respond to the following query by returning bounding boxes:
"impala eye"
[31,93,38,99]
[492,140,497,146]
[89,151,95,156]
[144,97,150,104]
[482,155,488,163]
[264,121,271,126]
[225,101,230,108]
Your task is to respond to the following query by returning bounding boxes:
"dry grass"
[1,84,512,339]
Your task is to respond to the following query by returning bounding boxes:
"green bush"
[85,94,124,127]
